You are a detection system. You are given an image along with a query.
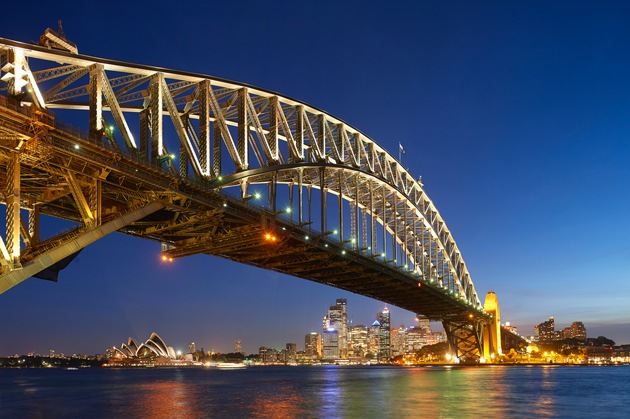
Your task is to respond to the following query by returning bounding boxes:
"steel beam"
[0,201,165,294]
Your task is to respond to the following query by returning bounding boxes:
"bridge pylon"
[482,291,502,362]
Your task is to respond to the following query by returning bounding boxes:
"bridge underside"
[0,101,478,323]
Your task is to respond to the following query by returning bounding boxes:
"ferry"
[216,362,246,369]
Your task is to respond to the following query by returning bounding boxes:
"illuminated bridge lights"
[161,254,174,263]
[264,232,278,242]
[243,192,261,202]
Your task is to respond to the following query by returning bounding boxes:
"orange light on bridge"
[161,255,174,263]
[468,313,474,319]
[264,232,278,242]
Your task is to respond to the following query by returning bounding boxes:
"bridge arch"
[0,36,512,360]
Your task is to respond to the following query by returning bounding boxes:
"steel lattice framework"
[0,36,507,361]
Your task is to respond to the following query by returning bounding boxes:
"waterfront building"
[323,299,348,359]
[405,326,428,351]
[348,325,368,358]
[235,339,242,354]
[322,329,339,360]
[259,347,281,364]
[571,322,587,341]
[305,332,322,359]
[416,315,431,335]
[391,327,406,357]
[286,343,297,363]
[188,342,196,354]
[536,317,555,341]
[378,306,391,361]
[368,320,380,358]
[109,332,178,364]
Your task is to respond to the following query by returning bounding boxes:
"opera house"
[108,332,183,366]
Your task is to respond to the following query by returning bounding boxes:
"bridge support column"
[443,319,484,363]
[4,151,21,269]
[0,201,165,294]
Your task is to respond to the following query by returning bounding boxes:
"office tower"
[416,315,431,335]
[322,299,348,359]
[322,328,339,360]
[368,320,381,358]
[305,332,322,359]
[235,339,242,354]
[188,342,196,354]
[378,306,391,361]
[537,316,555,341]
[391,327,406,357]
[348,325,368,358]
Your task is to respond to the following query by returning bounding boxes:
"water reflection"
[125,372,203,418]
[251,381,308,418]
[317,366,343,417]
[3,365,628,418]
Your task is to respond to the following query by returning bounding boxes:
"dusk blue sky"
[2,1,630,355]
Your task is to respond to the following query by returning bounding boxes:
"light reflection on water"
[2,365,629,418]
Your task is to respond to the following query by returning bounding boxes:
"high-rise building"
[305,332,322,359]
[536,317,555,341]
[322,329,339,360]
[286,343,297,363]
[391,327,406,356]
[406,326,428,351]
[416,315,431,335]
[571,321,587,341]
[378,306,391,361]
[323,299,348,359]
[234,339,242,354]
[368,320,380,358]
[348,325,368,358]
[188,342,196,354]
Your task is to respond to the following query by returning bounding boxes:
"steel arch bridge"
[0,34,516,361]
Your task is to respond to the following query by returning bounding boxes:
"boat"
[216,362,246,369]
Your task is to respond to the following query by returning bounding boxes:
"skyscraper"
[536,317,555,341]
[305,332,322,359]
[234,339,242,354]
[348,325,368,358]
[322,329,339,360]
[188,342,196,354]
[368,320,380,358]
[378,306,391,361]
[322,299,348,359]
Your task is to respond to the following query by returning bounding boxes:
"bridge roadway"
[0,35,527,360]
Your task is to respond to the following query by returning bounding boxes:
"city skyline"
[0,295,604,357]
[2,1,630,355]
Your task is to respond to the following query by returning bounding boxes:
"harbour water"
[2,365,629,418]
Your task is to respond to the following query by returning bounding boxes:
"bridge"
[0,32,526,362]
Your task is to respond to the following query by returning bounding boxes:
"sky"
[1,1,630,355]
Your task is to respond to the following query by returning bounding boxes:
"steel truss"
[0,36,504,358]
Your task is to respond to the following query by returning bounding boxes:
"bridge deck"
[0,101,479,321]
